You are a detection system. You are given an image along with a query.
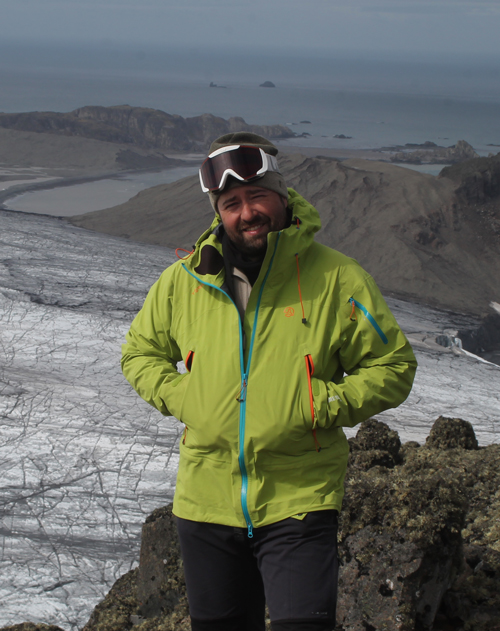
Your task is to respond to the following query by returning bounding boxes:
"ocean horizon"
[1,41,499,154]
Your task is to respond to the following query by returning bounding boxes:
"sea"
[1,42,500,212]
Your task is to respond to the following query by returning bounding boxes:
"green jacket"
[121,189,417,535]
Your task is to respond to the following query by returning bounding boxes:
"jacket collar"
[185,189,321,280]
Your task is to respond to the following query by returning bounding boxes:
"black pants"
[176,510,339,631]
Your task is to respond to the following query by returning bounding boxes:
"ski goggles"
[199,145,281,193]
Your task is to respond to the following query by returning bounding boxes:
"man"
[121,132,417,631]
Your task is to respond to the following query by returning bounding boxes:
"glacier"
[0,209,499,629]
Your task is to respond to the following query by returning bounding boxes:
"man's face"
[217,185,288,258]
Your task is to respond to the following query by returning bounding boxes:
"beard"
[223,207,288,260]
[226,222,269,258]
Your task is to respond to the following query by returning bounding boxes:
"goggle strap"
[207,145,241,159]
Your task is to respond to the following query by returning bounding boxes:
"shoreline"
[0,159,201,216]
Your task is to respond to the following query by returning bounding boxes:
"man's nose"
[240,201,258,222]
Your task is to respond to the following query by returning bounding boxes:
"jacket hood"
[186,188,321,277]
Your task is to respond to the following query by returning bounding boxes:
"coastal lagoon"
[3,166,199,216]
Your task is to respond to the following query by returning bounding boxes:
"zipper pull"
[247,523,254,538]
[236,377,248,403]
[349,298,357,321]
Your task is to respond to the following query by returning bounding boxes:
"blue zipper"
[181,234,280,538]
[349,298,388,344]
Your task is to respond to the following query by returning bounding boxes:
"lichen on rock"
[425,416,479,450]
[82,569,140,631]
[337,419,468,630]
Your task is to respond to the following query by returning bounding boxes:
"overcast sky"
[1,0,500,58]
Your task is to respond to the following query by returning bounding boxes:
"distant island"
[259,81,275,88]
[209,82,226,89]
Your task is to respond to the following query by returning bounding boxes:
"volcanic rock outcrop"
[5,418,497,631]
[82,418,500,631]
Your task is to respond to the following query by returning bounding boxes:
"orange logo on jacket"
[284,307,295,317]
[192,285,202,295]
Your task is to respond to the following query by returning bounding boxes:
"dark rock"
[426,416,479,450]
[82,505,191,631]
[338,420,472,630]
[300,120,311,124]
[457,312,500,364]
[137,505,188,620]
[259,81,275,88]
[334,134,353,139]
[348,418,401,470]
[439,152,500,202]
[82,569,139,631]
[348,448,398,470]
[351,418,402,457]
[337,527,459,631]
[400,433,500,630]
[437,544,500,630]
[399,441,420,455]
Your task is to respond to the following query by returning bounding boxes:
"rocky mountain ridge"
[0,105,294,152]
[69,152,500,316]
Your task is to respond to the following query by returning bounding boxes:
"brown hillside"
[69,154,500,315]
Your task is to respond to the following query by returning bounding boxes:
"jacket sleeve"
[311,275,417,429]
[121,268,189,418]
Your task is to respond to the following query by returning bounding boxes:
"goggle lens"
[200,146,271,192]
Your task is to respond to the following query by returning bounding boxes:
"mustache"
[241,217,268,228]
